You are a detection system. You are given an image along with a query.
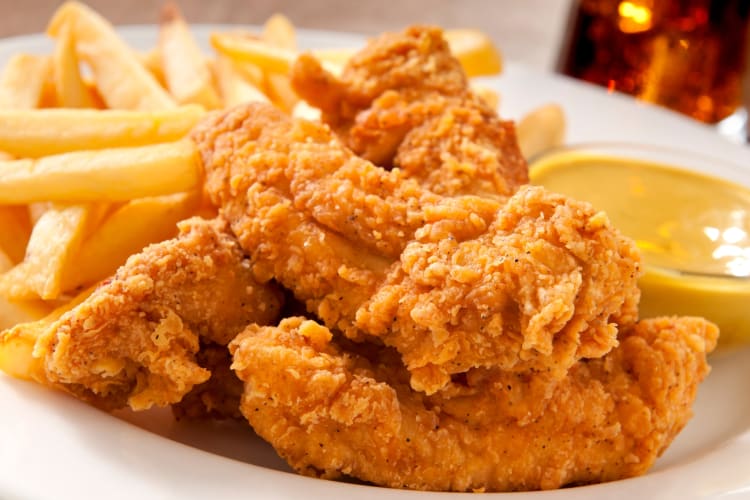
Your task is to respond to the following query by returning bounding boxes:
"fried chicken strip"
[230,315,717,492]
[29,217,282,410]
[291,26,527,198]
[193,103,641,393]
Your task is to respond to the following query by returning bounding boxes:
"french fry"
[265,73,299,112]
[0,242,53,333]
[444,29,503,77]
[310,28,502,78]
[311,48,352,75]
[83,78,107,109]
[0,286,93,381]
[0,140,200,204]
[0,206,31,264]
[472,84,500,110]
[39,72,59,109]
[516,103,566,160]
[138,48,166,87]
[228,59,266,88]
[0,204,92,300]
[262,14,296,50]
[0,54,52,109]
[61,192,199,291]
[260,15,299,112]
[0,298,51,334]
[211,32,296,74]
[0,248,11,272]
[159,3,221,109]
[215,57,270,107]
[28,202,52,226]
[213,33,344,78]
[0,106,204,157]
[53,22,97,108]
[0,317,48,380]
[48,1,176,110]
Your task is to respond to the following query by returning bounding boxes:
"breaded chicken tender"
[32,217,282,410]
[193,103,641,394]
[230,316,717,491]
[291,26,527,198]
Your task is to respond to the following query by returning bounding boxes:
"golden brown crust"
[193,102,641,394]
[291,26,528,197]
[358,185,643,391]
[293,26,467,126]
[36,217,283,410]
[231,316,717,492]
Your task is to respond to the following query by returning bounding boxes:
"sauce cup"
[529,143,750,346]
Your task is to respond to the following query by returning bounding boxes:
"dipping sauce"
[530,150,750,344]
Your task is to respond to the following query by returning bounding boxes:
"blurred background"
[1,0,747,136]
[0,0,572,70]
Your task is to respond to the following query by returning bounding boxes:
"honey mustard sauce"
[530,151,750,345]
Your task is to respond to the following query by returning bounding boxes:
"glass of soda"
[557,0,750,127]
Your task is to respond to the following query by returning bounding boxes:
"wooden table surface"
[0,0,573,70]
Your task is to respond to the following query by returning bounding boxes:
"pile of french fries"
[0,2,564,349]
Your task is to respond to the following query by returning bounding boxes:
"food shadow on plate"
[2,373,291,475]
[650,345,750,470]
[112,405,292,473]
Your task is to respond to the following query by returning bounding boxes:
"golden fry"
[215,57,270,107]
[61,192,199,290]
[0,298,51,335]
[0,205,92,300]
[0,140,200,203]
[0,54,51,109]
[444,28,503,77]
[0,106,204,157]
[0,246,51,335]
[138,48,167,87]
[0,206,31,264]
[159,3,221,109]
[472,84,500,110]
[0,317,47,380]
[311,29,503,78]
[259,16,300,111]
[28,202,52,226]
[0,248,10,272]
[262,14,296,50]
[211,32,296,74]
[228,59,265,88]
[265,73,298,112]
[82,78,107,109]
[0,286,92,380]
[53,21,97,108]
[48,1,175,110]
[516,103,566,160]
[311,48,351,75]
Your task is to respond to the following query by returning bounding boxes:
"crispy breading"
[33,217,282,410]
[193,103,641,394]
[231,315,717,491]
[291,26,527,197]
[293,26,467,126]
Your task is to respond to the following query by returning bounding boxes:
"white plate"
[1,25,749,500]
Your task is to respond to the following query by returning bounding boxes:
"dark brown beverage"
[558,0,750,123]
